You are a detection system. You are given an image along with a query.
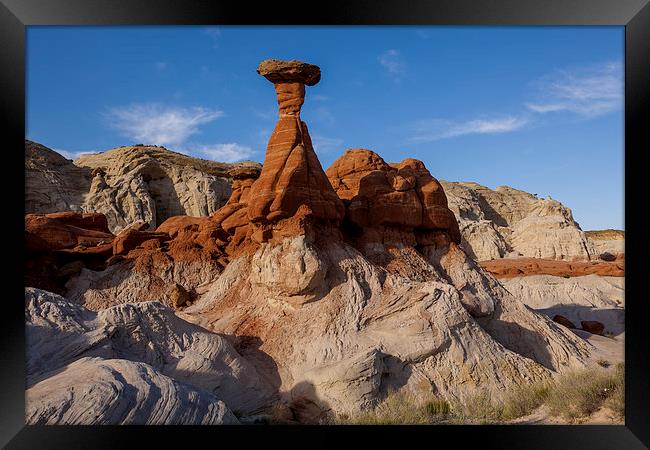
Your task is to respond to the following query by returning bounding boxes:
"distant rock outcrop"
[440,181,596,261]
[25,140,260,234]
[502,274,624,335]
[585,230,625,261]
[25,140,92,214]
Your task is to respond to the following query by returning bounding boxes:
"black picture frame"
[2,0,648,448]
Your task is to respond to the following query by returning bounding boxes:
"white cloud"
[107,103,224,147]
[311,94,329,101]
[155,61,167,72]
[198,143,254,163]
[378,49,406,79]
[412,116,529,142]
[525,62,623,117]
[311,135,343,153]
[54,149,98,160]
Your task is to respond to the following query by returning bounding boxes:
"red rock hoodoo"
[247,60,345,225]
[326,148,461,249]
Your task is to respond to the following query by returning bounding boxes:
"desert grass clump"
[545,364,624,422]
[500,380,552,421]
[450,391,504,424]
[603,363,625,418]
[335,390,451,425]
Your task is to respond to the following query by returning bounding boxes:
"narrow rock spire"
[248,59,344,224]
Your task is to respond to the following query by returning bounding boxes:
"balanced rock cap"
[257,59,321,86]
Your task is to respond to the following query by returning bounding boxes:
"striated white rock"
[25,288,276,423]
[26,357,240,425]
[182,236,592,419]
[441,181,596,261]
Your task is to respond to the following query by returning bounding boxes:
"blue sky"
[26,26,624,230]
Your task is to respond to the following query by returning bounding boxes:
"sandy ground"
[508,405,623,425]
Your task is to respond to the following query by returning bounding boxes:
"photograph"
[21,24,629,427]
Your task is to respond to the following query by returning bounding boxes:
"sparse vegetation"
[334,390,452,425]
[333,364,624,425]
[546,363,624,422]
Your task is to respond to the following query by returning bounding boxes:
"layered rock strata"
[25,288,275,424]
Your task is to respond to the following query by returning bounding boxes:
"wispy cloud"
[54,149,98,160]
[378,49,406,79]
[252,107,276,121]
[313,107,335,125]
[155,61,168,72]
[415,29,432,40]
[525,62,622,117]
[411,116,529,142]
[106,103,224,147]
[197,143,254,163]
[311,135,343,153]
[204,27,221,48]
[311,94,329,101]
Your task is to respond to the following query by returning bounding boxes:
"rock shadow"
[477,315,556,371]
[473,192,509,228]
[140,164,185,227]
[535,304,625,336]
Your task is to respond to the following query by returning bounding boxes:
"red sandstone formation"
[553,315,577,329]
[247,60,344,225]
[480,257,624,279]
[25,212,115,293]
[326,149,461,248]
[580,320,605,335]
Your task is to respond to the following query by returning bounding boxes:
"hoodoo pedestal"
[248,60,344,225]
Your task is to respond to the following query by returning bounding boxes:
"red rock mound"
[326,149,461,248]
[480,257,624,279]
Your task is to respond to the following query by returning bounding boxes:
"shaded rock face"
[25,140,92,215]
[25,140,260,234]
[440,181,596,261]
[25,212,114,294]
[502,274,624,336]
